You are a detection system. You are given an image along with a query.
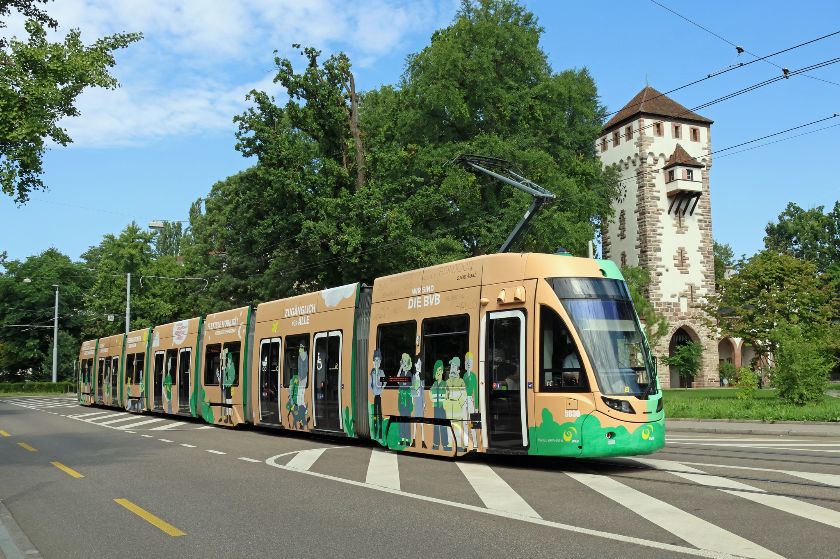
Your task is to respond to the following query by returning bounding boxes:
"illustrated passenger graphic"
[463,352,478,450]
[445,356,467,452]
[410,357,426,448]
[430,360,450,451]
[286,342,309,429]
[222,349,235,424]
[396,353,413,446]
[163,358,174,414]
[369,349,385,440]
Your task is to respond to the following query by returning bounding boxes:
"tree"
[1,1,141,203]
[622,265,668,349]
[764,202,840,273]
[661,341,702,386]
[710,250,837,361]
[771,321,835,405]
[0,248,91,381]
[713,240,734,291]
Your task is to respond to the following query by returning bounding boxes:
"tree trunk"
[345,71,366,191]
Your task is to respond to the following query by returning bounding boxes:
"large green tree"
[713,240,734,291]
[764,201,840,285]
[0,248,91,381]
[1,0,141,203]
[193,0,617,305]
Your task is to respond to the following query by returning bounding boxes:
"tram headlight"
[601,396,635,414]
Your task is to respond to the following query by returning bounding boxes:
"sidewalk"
[0,501,41,559]
[667,418,840,438]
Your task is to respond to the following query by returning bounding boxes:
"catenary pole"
[52,285,59,383]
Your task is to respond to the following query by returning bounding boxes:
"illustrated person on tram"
[397,352,413,446]
[431,360,450,451]
[463,352,478,450]
[445,356,467,452]
[410,357,426,449]
[370,349,385,440]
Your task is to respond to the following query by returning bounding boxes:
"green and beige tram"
[78,252,664,458]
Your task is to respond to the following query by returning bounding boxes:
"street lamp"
[22,278,59,383]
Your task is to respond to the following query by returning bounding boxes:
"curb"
[0,501,42,559]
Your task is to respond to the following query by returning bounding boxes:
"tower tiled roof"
[663,144,704,169]
[603,86,713,132]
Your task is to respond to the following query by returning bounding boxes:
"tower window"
[601,137,607,152]
[690,127,700,142]
[673,124,681,139]
[667,169,675,182]
[620,251,627,267]
[625,125,633,140]
[686,169,694,181]
[613,131,620,146]
[653,122,663,137]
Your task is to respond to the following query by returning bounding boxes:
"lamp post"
[22,278,59,383]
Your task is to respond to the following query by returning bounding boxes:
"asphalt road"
[1,396,839,559]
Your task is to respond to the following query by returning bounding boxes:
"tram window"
[421,315,469,387]
[166,349,178,385]
[376,321,416,388]
[283,334,309,388]
[134,353,145,386]
[222,341,241,386]
[204,344,221,385]
[540,306,588,391]
[259,338,281,400]
[125,354,135,383]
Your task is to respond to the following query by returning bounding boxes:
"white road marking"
[68,412,112,419]
[158,438,174,443]
[141,435,153,438]
[636,458,840,529]
[567,471,782,559]
[265,452,746,559]
[365,450,400,490]
[148,422,187,431]
[124,431,136,434]
[206,449,226,455]
[285,448,326,471]
[667,438,808,442]
[180,444,196,448]
[457,462,540,518]
[238,457,260,463]
[115,418,167,430]
[671,459,840,488]
[90,415,139,426]
[196,425,215,430]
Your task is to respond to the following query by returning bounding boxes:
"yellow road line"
[51,461,84,479]
[114,499,186,537]
[0,429,9,437]
[17,442,37,452]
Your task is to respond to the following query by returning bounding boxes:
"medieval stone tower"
[598,86,719,388]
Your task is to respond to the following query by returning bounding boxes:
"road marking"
[566,471,781,559]
[149,422,187,431]
[0,430,9,437]
[285,448,327,471]
[158,439,174,443]
[365,450,400,490]
[238,457,260,463]
[114,499,186,537]
[69,412,113,419]
[116,418,167,430]
[141,434,153,438]
[674,460,840,488]
[206,449,226,455]
[124,431,136,434]
[51,461,84,479]
[636,458,840,530]
[667,438,809,442]
[265,452,743,559]
[457,462,540,518]
[17,442,36,452]
[91,415,139,426]
[180,444,196,448]
[196,425,215,429]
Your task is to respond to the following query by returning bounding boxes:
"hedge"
[0,381,75,394]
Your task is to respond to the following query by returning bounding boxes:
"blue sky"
[2,0,839,263]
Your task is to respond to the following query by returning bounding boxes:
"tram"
[78,252,664,459]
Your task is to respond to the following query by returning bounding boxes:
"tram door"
[258,338,281,425]
[484,311,528,450]
[153,352,164,410]
[178,348,191,414]
[97,358,105,403]
[313,331,342,431]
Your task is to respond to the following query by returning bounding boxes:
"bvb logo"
[641,425,653,440]
[562,426,578,442]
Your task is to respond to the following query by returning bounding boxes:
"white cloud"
[16,0,452,147]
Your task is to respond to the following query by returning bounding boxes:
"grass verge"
[663,388,840,422]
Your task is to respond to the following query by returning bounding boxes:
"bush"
[736,368,759,401]
[0,381,75,394]
[719,362,737,385]
[771,322,835,405]
[662,342,703,385]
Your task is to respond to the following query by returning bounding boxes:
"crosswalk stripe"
[196,425,215,430]
[148,422,187,431]
[668,441,840,448]
[92,415,139,426]
[567,471,782,559]
[667,438,809,443]
[457,462,541,519]
[116,418,167,430]
[782,471,840,488]
[69,412,114,419]
[636,458,840,530]
[365,450,400,490]
[285,449,326,471]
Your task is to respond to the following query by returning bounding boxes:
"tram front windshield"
[548,277,657,398]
